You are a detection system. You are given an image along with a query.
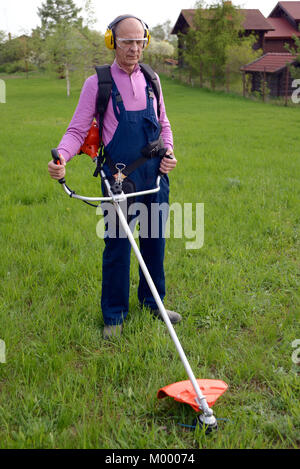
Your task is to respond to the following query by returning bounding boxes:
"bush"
[0,60,36,74]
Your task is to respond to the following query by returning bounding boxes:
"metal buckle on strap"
[148,145,159,158]
[141,140,160,159]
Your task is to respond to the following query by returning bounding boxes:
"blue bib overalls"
[101,79,170,325]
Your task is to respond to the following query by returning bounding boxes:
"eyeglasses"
[116,38,148,49]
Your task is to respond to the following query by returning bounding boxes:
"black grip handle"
[51,148,65,184]
[51,148,61,164]
[159,151,174,176]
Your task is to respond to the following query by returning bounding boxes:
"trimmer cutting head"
[194,414,218,434]
[157,379,228,432]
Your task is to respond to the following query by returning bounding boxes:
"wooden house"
[240,2,300,97]
[264,1,300,53]
[171,2,300,97]
[171,8,274,66]
[240,52,298,97]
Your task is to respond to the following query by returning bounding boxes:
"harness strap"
[95,65,113,139]
[93,65,112,178]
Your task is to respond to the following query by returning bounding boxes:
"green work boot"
[151,309,182,324]
[103,324,123,340]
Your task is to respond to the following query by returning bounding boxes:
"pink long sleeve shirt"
[57,61,173,162]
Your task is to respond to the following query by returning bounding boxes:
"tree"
[82,0,97,28]
[33,0,85,93]
[43,21,113,95]
[285,35,300,79]
[37,0,82,35]
[79,0,113,76]
[30,27,48,70]
[184,0,250,89]
[0,36,23,64]
[151,24,165,41]
[225,35,262,85]
[44,22,86,95]
[77,26,113,78]
[183,2,211,87]
[28,0,113,89]
[143,38,175,69]
[151,20,177,47]
[0,30,7,45]
[0,34,33,74]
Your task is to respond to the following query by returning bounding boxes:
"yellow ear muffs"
[144,30,151,49]
[105,28,115,50]
[105,15,150,50]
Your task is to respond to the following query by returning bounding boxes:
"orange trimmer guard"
[157,379,228,412]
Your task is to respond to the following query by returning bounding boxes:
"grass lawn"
[0,73,299,449]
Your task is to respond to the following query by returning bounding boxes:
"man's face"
[114,18,145,70]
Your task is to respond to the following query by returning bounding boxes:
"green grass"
[0,73,299,449]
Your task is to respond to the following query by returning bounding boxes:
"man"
[48,15,181,338]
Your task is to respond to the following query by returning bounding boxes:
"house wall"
[250,71,281,96]
[243,30,265,50]
[263,38,296,53]
[249,66,298,97]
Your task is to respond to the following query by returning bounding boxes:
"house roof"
[269,1,300,21]
[240,52,297,72]
[171,8,274,35]
[180,9,195,28]
[171,9,195,34]
[265,16,300,37]
[242,9,275,30]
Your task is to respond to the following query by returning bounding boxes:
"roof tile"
[172,8,274,34]
[241,52,297,72]
[265,17,300,37]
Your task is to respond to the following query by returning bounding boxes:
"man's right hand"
[48,153,66,180]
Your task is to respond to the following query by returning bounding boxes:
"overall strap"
[112,82,154,120]
[139,63,161,118]
[111,81,125,121]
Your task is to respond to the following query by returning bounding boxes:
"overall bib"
[101,79,170,325]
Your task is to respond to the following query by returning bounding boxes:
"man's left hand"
[159,149,177,174]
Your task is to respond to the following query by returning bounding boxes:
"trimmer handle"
[51,148,66,184]
[158,150,174,177]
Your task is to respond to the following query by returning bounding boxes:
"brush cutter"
[51,148,228,433]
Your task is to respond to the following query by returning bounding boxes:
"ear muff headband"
[105,15,151,50]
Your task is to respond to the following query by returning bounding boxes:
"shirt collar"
[112,59,140,75]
